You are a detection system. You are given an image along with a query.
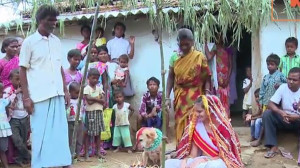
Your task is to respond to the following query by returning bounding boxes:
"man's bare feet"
[250,139,261,147]
[128,150,132,153]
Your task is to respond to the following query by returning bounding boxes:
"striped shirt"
[279,54,300,77]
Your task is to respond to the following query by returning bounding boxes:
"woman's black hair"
[112,22,126,38]
[81,25,91,34]
[36,4,59,25]
[266,53,280,66]
[146,77,160,86]
[195,96,203,104]
[67,49,81,60]
[97,45,108,53]
[1,37,18,53]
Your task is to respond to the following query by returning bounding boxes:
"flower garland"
[144,128,163,152]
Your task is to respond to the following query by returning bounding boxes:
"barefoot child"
[114,54,129,88]
[112,91,134,153]
[279,37,300,77]
[242,66,253,124]
[259,54,287,112]
[4,69,31,166]
[64,49,82,86]
[0,83,11,168]
[84,68,106,160]
[138,77,162,129]
[246,89,264,146]
[67,82,84,161]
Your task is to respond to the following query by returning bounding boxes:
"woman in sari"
[205,34,232,117]
[166,28,211,143]
[0,37,19,88]
[166,95,244,168]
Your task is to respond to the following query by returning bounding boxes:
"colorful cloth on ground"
[259,70,287,106]
[139,91,162,117]
[173,49,211,143]
[101,108,113,141]
[30,96,71,168]
[112,125,132,147]
[279,54,300,77]
[0,56,19,88]
[176,95,244,168]
[64,70,82,86]
[0,98,12,137]
[214,46,231,116]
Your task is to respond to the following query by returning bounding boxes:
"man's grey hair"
[177,28,194,41]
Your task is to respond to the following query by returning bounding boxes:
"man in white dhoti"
[19,4,72,168]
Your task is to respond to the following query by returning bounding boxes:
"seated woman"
[166,95,244,168]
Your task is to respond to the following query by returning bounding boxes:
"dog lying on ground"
[135,127,164,166]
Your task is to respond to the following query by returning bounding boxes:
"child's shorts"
[85,110,105,136]
[112,125,132,147]
[0,137,8,152]
[243,104,252,111]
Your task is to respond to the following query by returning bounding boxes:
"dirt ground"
[8,126,300,168]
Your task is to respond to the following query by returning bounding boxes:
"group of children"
[243,37,300,147]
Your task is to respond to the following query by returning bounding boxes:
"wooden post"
[155,0,167,167]
[71,1,100,163]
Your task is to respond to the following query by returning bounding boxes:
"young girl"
[67,82,84,161]
[107,22,135,61]
[114,54,129,88]
[0,83,11,168]
[83,68,106,160]
[95,27,107,47]
[112,91,134,153]
[64,49,83,86]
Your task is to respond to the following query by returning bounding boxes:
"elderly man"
[263,67,300,158]
[19,5,72,168]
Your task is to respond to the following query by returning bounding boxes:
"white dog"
[135,127,163,166]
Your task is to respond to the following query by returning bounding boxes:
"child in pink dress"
[64,49,83,86]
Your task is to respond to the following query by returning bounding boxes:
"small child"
[83,68,106,160]
[95,27,107,47]
[112,91,134,153]
[242,66,253,124]
[67,82,84,161]
[246,89,263,147]
[0,83,11,168]
[259,54,287,112]
[65,49,83,86]
[81,46,101,85]
[107,22,135,61]
[4,69,30,166]
[279,37,300,77]
[138,77,162,129]
[114,54,129,88]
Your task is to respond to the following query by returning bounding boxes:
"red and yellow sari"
[173,49,211,143]
[176,95,244,168]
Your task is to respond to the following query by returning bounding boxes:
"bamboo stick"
[154,0,167,167]
[70,0,100,163]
